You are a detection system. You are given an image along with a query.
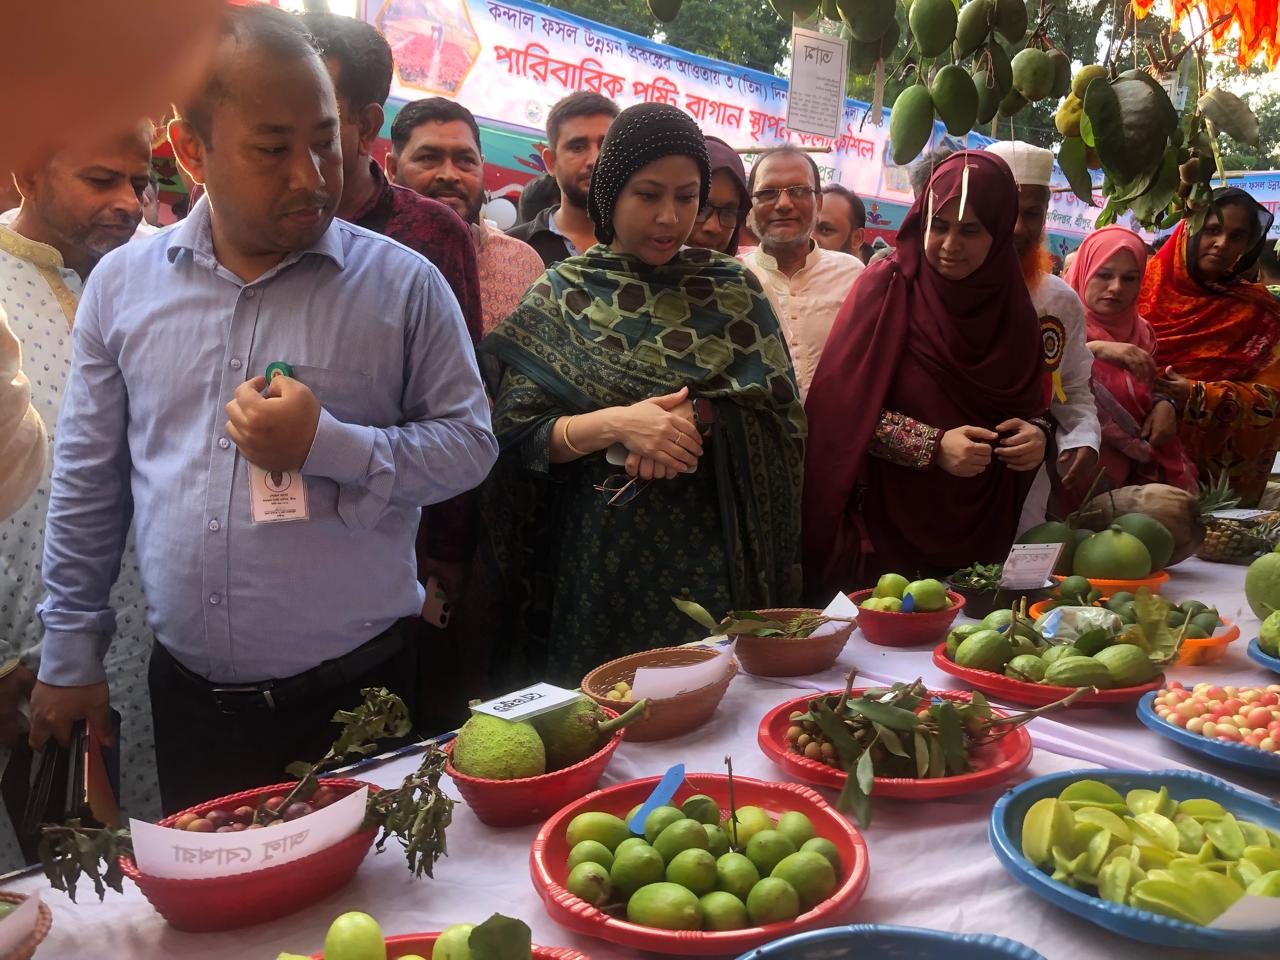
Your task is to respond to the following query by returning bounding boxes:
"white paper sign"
[811,591,858,638]
[787,26,848,138]
[1000,543,1064,590]
[130,786,367,880]
[1208,894,1280,931]
[1210,508,1275,521]
[630,647,734,701]
[470,682,582,722]
[0,894,39,958]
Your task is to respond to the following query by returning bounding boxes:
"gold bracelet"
[561,415,588,457]
[0,659,20,681]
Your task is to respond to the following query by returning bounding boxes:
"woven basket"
[0,892,52,960]
[731,608,855,677]
[582,646,736,742]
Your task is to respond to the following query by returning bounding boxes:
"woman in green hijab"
[481,103,804,687]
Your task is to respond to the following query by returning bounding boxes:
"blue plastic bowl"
[733,924,1044,959]
[1136,691,1280,776]
[1247,637,1280,674]
[990,769,1280,953]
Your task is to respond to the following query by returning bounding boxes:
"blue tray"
[1136,691,1280,776]
[1247,637,1280,674]
[990,769,1280,954]
[733,924,1044,959]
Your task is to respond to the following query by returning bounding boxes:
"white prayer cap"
[984,140,1053,187]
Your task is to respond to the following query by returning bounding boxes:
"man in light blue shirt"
[29,5,497,811]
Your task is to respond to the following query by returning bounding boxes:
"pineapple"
[1197,472,1280,563]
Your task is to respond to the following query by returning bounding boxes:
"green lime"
[610,843,665,899]
[698,891,748,931]
[703,824,730,858]
[800,837,842,874]
[873,572,909,599]
[626,882,702,930]
[567,840,614,872]
[745,877,800,924]
[775,811,816,849]
[643,806,685,844]
[666,847,718,895]
[715,851,760,901]
[721,806,773,849]
[615,837,649,857]
[567,861,612,906]
[654,819,709,863]
[566,811,631,852]
[770,851,836,911]
[746,829,796,876]
[681,794,721,825]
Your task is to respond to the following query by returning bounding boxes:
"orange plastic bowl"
[530,773,870,956]
[310,932,590,959]
[1175,618,1241,666]
[119,778,377,932]
[1051,571,1170,598]
[445,707,621,827]
[848,589,966,647]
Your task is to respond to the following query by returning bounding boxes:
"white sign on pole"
[787,26,848,138]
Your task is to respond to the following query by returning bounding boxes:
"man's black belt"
[163,622,405,714]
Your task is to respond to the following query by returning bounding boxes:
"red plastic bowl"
[119,779,378,932]
[446,707,622,827]
[848,589,966,647]
[529,773,870,956]
[310,932,590,959]
[757,689,1032,798]
[931,643,1165,707]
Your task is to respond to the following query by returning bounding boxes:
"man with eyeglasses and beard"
[387,97,545,335]
[741,146,863,401]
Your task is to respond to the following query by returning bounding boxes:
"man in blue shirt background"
[28,5,497,812]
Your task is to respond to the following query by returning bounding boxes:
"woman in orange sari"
[1139,189,1280,504]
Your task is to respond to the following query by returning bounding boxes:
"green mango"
[889,85,936,166]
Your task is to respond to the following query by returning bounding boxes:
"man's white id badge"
[247,463,309,523]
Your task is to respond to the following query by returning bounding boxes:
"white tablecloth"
[7,559,1277,960]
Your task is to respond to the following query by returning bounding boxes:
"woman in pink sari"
[1065,226,1196,492]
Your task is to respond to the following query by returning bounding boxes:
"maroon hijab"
[802,151,1046,593]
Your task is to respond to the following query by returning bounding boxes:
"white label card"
[1208,894,1280,931]
[129,786,367,880]
[247,463,309,523]
[0,894,39,958]
[630,647,734,701]
[1000,542,1064,590]
[787,26,848,138]
[1210,508,1274,521]
[470,682,583,722]
[811,591,858,638]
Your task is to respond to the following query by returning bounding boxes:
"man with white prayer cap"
[985,139,1100,528]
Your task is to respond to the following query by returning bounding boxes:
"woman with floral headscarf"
[1065,225,1196,493]
[1139,188,1280,504]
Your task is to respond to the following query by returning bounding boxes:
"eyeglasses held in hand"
[695,203,742,228]
[751,185,816,206]
[594,473,651,507]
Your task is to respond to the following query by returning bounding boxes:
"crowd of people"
[2,4,1280,860]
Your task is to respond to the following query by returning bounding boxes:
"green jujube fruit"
[1043,655,1113,689]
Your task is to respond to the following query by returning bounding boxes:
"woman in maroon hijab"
[803,151,1049,593]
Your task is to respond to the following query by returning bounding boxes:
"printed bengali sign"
[365,0,1277,249]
